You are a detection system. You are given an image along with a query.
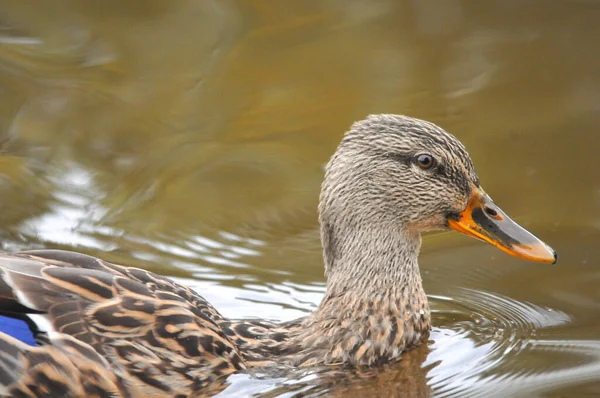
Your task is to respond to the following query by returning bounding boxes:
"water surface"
[1,1,599,396]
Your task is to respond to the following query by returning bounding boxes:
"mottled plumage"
[0,115,555,397]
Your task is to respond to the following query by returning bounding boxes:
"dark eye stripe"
[381,152,411,164]
[435,164,447,177]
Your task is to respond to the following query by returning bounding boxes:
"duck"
[0,114,556,397]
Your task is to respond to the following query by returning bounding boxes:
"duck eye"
[415,153,436,170]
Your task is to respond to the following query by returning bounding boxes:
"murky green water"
[1,1,600,396]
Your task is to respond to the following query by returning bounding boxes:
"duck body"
[0,115,556,397]
[0,249,428,397]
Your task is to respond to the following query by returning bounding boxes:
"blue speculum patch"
[0,314,38,346]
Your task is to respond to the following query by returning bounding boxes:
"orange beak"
[447,187,557,264]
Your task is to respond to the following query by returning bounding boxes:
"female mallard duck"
[0,115,556,397]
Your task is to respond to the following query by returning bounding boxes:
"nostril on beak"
[484,205,498,218]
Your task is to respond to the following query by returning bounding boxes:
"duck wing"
[0,250,245,397]
[0,330,123,397]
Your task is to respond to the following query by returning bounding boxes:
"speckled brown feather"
[0,250,246,397]
[0,332,123,397]
[0,115,481,397]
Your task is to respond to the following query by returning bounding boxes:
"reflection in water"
[426,291,569,397]
[24,164,113,249]
[1,0,600,396]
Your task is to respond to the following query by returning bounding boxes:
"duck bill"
[447,188,557,264]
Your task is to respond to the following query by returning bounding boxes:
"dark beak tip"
[552,250,558,265]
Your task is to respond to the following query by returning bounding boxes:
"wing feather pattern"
[0,250,245,397]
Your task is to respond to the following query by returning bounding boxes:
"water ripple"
[427,289,574,397]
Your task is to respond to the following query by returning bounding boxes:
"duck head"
[319,114,556,277]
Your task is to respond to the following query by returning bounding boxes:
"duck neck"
[323,223,423,297]
[290,223,431,366]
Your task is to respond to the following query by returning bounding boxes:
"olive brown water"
[0,1,599,397]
